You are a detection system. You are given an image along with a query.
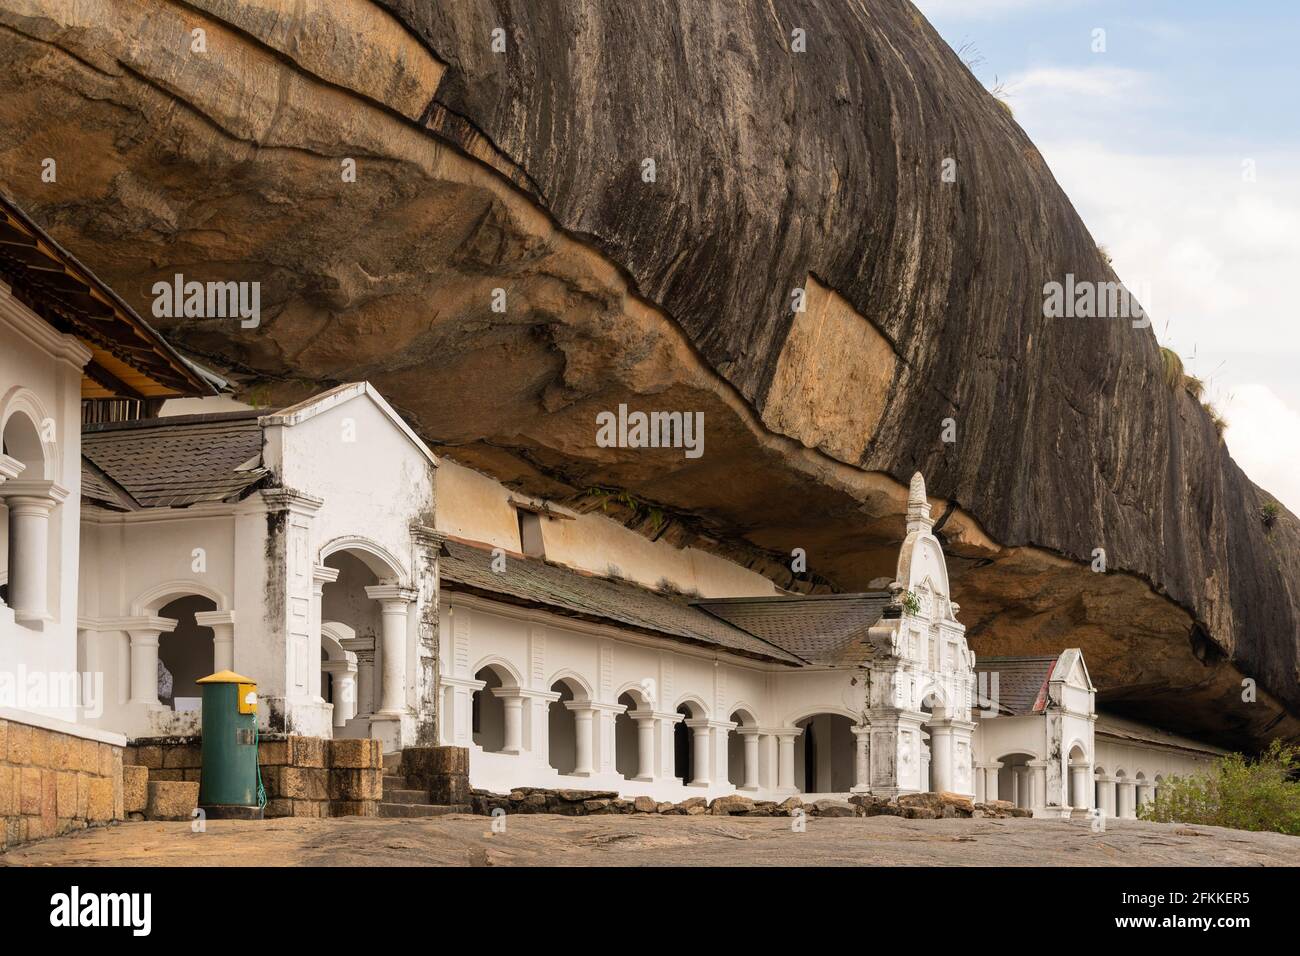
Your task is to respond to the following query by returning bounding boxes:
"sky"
[913,0,1300,512]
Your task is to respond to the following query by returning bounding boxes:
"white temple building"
[0,192,1223,823]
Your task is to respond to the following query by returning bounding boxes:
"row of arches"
[88,536,415,729]
[471,663,860,792]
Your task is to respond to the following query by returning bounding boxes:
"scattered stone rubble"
[466,788,1033,820]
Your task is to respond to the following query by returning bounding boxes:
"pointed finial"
[908,471,926,507]
[906,470,933,533]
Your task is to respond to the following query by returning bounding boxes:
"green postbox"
[196,670,264,819]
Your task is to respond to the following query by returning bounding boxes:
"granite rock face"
[0,0,1295,748]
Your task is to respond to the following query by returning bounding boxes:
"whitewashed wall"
[1,285,90,724]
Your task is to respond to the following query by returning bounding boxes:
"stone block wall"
[401,745,470,805]
[126,735,383,818]
[0,714,125,850]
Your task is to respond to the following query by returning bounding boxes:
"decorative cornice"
[260,487,324,514]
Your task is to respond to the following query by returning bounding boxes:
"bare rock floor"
[2,814,1296,867]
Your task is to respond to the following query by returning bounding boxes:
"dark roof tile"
[81,411,267,508]
[695,593,890,665]
[439,539,804,665]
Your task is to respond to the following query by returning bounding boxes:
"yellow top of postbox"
[196,670,257,685]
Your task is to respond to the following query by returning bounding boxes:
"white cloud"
[1033,142,1300,509]
[1221,385,1300,514]
[912,0,1070,20]
[1008,65,1147,100]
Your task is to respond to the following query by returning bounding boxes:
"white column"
[981,763,1003,802]
[125,616,178,706]
[310,566,339,700]
[1070,760,1093,809]
[194,610,236,674]
[851,724,871,793]
[525,690,561,757]
[321,659,358,727]
[632,710,657,780]
[1096,776,1117,817]
[1117,780,1136,818]
[0,454,23,615]
[709,720,735,787]
[777,731,799,793]
[365,585,416,716]
[2,480,67,624]
[565,702,596,776]
[1136,781,1155,811]
[341,636,375,718]
[439,675,485,746]
[685,718,712,786]
[760,732,779,791]
[929,723,954,793]
[593,704,623,775]
[1012,766,1029,808]
[494,689,525,755]
[740,728,761,791]
[655,711,683,780]
[1029,761,1047,811]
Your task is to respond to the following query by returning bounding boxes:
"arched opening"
[728,709,758,789]
[320,546,404,725]
[548,677,589,775]
[156,594,217,710]
[997,753,1036,810]
[1,409,50,617]
[473,665,509,753]
[615,688,649,780]
[794,713,855,793]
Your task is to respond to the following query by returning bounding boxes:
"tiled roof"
[0,191,215,399]
[80,456,139,512]
[973,656,1057,716]
[81,411,268,508]
[439,539,805,665]
[695,593,891,665]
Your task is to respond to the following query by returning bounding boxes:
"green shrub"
[1139,740,1300,835]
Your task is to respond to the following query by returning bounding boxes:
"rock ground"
[2,815,1295,867]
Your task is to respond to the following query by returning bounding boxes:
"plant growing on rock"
[1205,403,1228,438]
[1260,500,1281,528]
[1159,347,1184,389]
[1139,741,1300,836]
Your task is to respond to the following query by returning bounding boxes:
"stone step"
[383,788,432,805]
[378,802,470,818]
[382,774,408,791]
[382,752,404,772]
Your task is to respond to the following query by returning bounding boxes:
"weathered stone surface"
[145,781,199,821]
[1,0,1296,749]
[122,764,149,815]
[709,794,755,816]
[632,796,657,813]
[10,813,1300,867]
[813,799,857,818]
